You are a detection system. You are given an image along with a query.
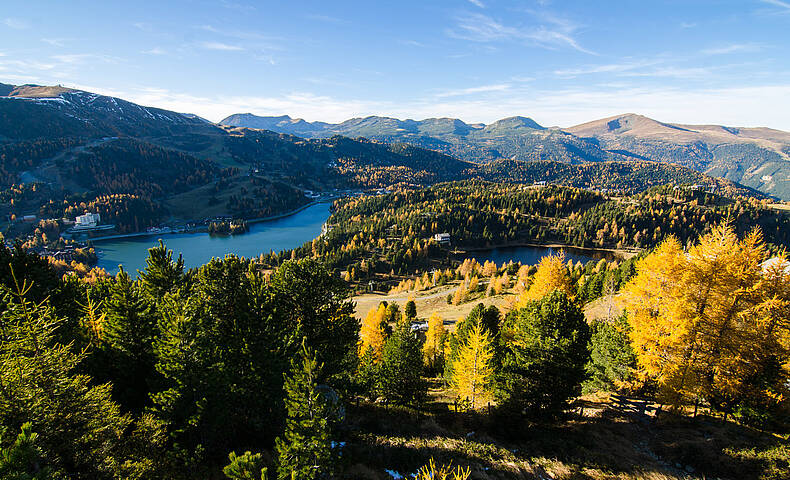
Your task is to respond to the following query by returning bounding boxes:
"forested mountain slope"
[223,112,790,199]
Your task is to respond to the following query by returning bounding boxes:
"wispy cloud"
[306,14,349,25]
[621,66,712,79]
[219,0,256,12]
[680,22,697,28]
[41,38,67,47]
[51,53,119,65]
[3,18,29,30]
[200,41,244,51]
[702,43,763,55]
[468,0,485,8]
[141,47,167,55]
[435,83,511,98]
[448,12,595,54]
[132,22,152,31]
[398,39,425,47]
[554,60,659,77]
[762,0,790,12]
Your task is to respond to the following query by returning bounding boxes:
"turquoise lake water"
[95,202,605,275]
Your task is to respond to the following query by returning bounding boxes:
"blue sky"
[2,0,790,128]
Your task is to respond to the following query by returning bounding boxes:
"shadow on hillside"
[342,400,789,480]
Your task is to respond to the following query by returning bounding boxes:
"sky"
[1,0,790,129]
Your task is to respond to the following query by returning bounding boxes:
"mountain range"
[0,82,775,239]
[221,112,790,199]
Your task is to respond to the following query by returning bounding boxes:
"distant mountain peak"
[0,82,77,99]
[485,116,545,131]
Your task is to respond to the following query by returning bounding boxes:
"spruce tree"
[275,344,334,480]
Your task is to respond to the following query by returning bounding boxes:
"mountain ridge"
[221,111,790,199]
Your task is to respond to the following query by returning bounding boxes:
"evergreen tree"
[0,423,58,480]
[270,259,359,381]
[152,256,298,471]
[380,321,427,406]
[275,345,334,480]
[583,313,637,393]
[223,451,269,480]
[498,290,590,419]
[404,299,417,320]
[137,240,185,303]
[101,267,156,411]
[0,281,133,479]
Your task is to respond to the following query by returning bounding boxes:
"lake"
[461,245,614,267]
[95,203,331,275]
[95,203,615,276]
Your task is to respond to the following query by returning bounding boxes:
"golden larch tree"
[517,252,572,306]
[422,312,446,370]
[622,224,790,412]
[451,323,494,409]
[359,303,387,360]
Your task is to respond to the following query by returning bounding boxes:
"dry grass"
[352,282,515,326]
[338,395,789,480]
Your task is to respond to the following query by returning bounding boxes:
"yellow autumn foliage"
[517,252,572,306]
[451,323,494,409]
[422,312,446,370]
[622,224,790,411]
[359,303,387,361]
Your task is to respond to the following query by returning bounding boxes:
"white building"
[75,212,101,227]
[433,233,451,245]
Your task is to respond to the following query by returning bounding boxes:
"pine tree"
[0,279,132,479]
[451,323,494,409]
[584,313,637,393]
[379,321,426,405]
[404,299,417,320]
[275,345,334,480]
[498,290,590,418]
[102,267,156,411]
[0,423,57,480]
[137,239,184,303]
[223,451,269,480]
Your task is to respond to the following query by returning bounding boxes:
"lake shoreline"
[88,200,324,243]
[453,242,640,261]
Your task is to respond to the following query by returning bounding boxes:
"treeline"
[222,129,470,190]
[562,185,790,251]
[37,193,162,234]
[474,160,761,198]
[259,181,788,280]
